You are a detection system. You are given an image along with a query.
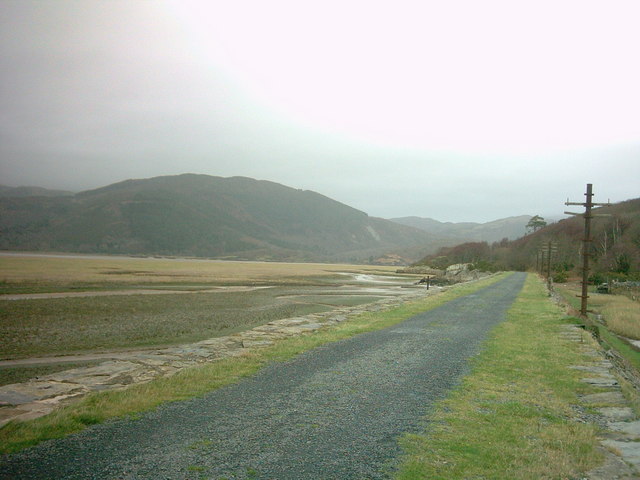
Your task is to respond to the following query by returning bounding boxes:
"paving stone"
[0,381,84,404]
[586,446,639,480]
[0,402,57,427]
[608,420,640,436]
[127,354,181,366]
[581,349,603,358]
[598,407,636,422]
[241,339,275,349]
[45,361,150,386]
[582,376,619,387]
[0,406,29,423]
[602,440,640,470]
[581,391,628,406]
[0,389,39,406]
[571,365,612,376]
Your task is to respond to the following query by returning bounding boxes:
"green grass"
[395,274,602,479]
[0,273,507,454]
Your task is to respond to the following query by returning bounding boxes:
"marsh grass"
[0,288,332,359]
[396,274,602,480]
[0,255,398,294]
[0,274,507,454]
[0,255,413,359]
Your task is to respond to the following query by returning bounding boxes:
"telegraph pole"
[546,241,557,290]
[565,184,610,317]
[537,241,556,289]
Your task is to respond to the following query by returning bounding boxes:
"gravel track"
[1,273,526,479]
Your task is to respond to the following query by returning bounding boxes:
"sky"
[1,0,638,223]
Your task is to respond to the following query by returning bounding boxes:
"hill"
[0,185,74,198]
[390,215,531,243]
[0,174,451,263]
[414,197,640,278]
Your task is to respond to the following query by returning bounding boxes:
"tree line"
[414,198,640,282]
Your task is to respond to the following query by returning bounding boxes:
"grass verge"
[0,274,508,454]
[395,274,602,480]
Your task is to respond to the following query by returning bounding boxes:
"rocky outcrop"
[444,263,484,282]
[396,266,443,276]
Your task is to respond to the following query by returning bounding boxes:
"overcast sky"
[1,0,638,222]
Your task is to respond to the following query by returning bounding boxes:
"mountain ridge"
[0,174,452,263]
[389,214,532,243]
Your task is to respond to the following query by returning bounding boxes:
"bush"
[553,271,568,283]
[588,272,605,285]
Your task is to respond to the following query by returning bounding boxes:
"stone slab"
[602,440,640,470]
[581,391,628,406]
[586,446,639,480]
[0,381,84,404]
[45,361,150,386]
[241,339,275,349]
[570,365,612,376]
[0,389,38,406]
[127,354,181,366]
[582,376,619,387]
[608,420,640,436]
[598,407,636,422]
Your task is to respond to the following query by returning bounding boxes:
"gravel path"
[1,273,526,479]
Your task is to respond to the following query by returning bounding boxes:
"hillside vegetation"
[415,197,640,280]
[0,174,449,263]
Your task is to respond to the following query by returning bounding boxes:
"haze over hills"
[390,215,532,243]
[0,185,74,198]
[0,174,456,263]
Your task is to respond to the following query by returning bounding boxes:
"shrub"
[553,271,568,283]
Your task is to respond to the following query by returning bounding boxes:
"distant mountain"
[0,185,74,198]
[390,215,532,243]
[0,174,451,263]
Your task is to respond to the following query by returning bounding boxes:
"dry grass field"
[0,253,409,364]
[0,254,398,293]
[556,282,640,340]
[588,293,640,340]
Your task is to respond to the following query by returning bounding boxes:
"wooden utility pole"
[565,184,610,317]
[546,241,557,290]
[537,241,557,289]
